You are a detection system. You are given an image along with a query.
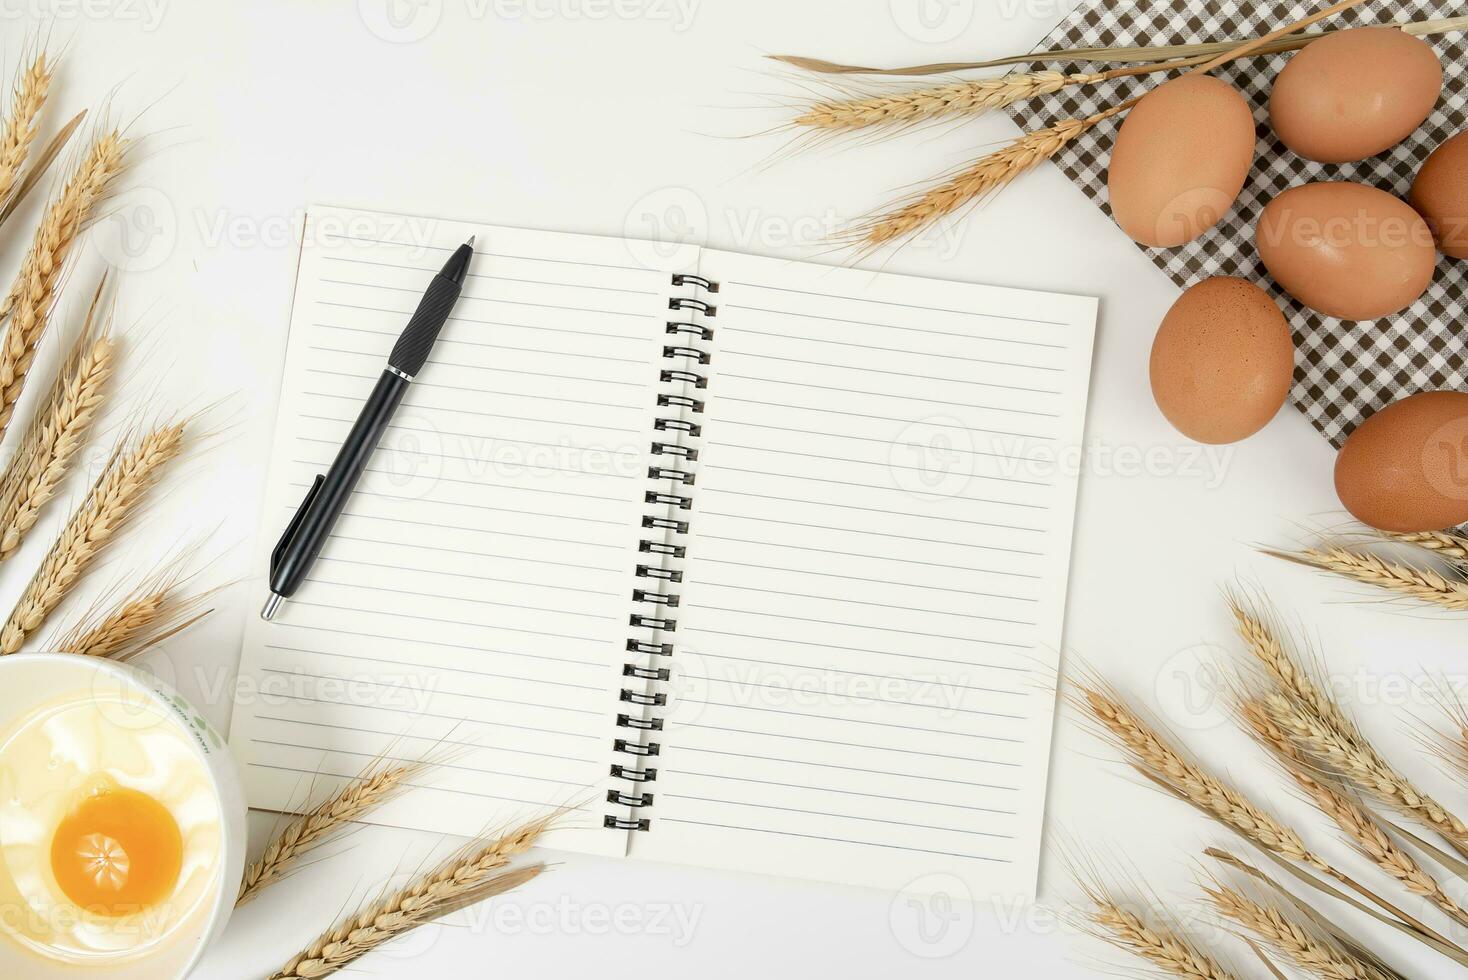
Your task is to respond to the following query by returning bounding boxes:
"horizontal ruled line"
[716,396,1051,440]
[253,714,594,764]
[314,555,618,598]
[269,621,607,667]
[313,321,648,364]
[693,651,1029,697]
[264,644,606,691]
[301,390,642,435]
[299,415,641,460]
[257,692,601,739]
[693,580,1036,627]
[648,742,1019,790]
[700,513,1045,554]
[675,769,1016,816]
[696,535,1041,581]
[664,793,1015,840]
[308,343,645,388]
[258,667,602,716]
[710,442,1050,487]
[685,603,1033,649]
[676,695,1023,738]
[289,599,608,644]
[657,818,1012,863]
[723,325,1063,371]
[703,487,1046,534]
[254,738,590,786]
[697,557,1036,602]
[702,465,1049,508]
[720,373,1060,418]
[719,348,1061,395]
[305,366,643,411]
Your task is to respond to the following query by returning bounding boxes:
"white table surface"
[0,2,1462,977]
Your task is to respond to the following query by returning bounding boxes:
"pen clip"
[271,474,325,576]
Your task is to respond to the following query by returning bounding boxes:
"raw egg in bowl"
[0,653,245,978]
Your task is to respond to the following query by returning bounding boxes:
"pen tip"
[465,235,476,248]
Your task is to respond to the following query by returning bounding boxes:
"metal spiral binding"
[604,270,717,834]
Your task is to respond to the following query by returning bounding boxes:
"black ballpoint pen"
[260,236,476,620]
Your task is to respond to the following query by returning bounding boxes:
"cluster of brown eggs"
[1106,27,1467,533]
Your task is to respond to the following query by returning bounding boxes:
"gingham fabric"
[1006,0,1467,447]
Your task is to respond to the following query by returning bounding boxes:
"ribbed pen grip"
[388,274,461,377]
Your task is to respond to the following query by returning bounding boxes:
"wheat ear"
[1084,900,1239,980]
[1241,700,1468,936]
[238,759,429,905]
[1205,883,1395,980]
[794,71,1105,131]
[1232,598,1468,845]
[0,421,184,654]
[0,129,126,442]
[1263,691,1468,846]
[272,863,543,980]
[0,52,51,209]
[853,0,1368,247]
[0,277,113,561]
[1075,682,1325,870]
[272,814,555,979]
[1265,546,1468,610]
[1388,530,1468,564]
[53,571,213,661]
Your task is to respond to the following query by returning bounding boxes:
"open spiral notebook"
[229,205,1098,899]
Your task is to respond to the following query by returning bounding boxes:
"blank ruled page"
[230,207,689,856]
[635,251,1096,894]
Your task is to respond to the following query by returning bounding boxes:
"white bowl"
[0,653,246,978]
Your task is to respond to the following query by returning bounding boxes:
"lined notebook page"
[230,207,686,856]
[635,250,1096,894]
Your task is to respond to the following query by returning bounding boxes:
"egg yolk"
[49,786,182,916]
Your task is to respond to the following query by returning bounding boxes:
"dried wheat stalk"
[1241,700,1468,936]
[1264,691,1468,847]
[0,129,126,442]
[0,277,113,561]
[794,71,1104,131]
[771,14,1468,74]
[0,420,184,654]
[273,863,543,980]
[1076,682,1327,871]
[272,814,555,979]
[1072,872,1241,980]
[1265,546,1468,610]
[238,759,429,905]
[1389,530,1468,564]
[53,571,213,661]
[0,52,51,210]
[1232,601,1468,847]
[1205,883,1395,980]
[854,0,1368,247]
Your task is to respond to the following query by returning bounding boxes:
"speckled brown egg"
[1270,27,1442,163]
[1411,129,1468,259]
[1149,277,1295,444]
[1108,75,1256,247]
[1335,390,1468,532]
[1256,181,1436,320]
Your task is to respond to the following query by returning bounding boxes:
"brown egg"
[1270,27,1442,163]
[1108,75,1255,247]
[1149,277,1295,444]
[1411,130,1468,258]
[1335,391,1468,532]
[1256,181,1436,320]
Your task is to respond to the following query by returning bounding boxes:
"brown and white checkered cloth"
[1006,0,1467,447]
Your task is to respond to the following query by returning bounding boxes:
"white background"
[0,1,1462,977]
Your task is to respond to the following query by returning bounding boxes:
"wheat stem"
[0,421,184,654]
[238,760,428,905]
[0,52,50,210]
[0,129,126,442]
